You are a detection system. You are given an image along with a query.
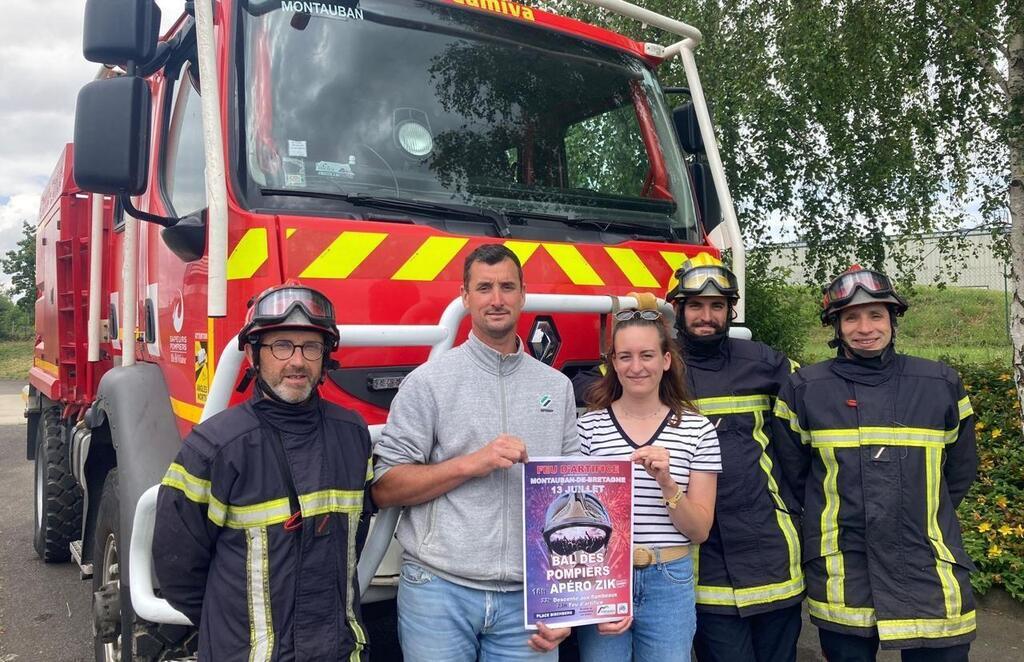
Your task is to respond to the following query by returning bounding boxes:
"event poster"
[523,457,633,629]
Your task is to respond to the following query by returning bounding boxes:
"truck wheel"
[33,405,83,562]
[92,470,197,662]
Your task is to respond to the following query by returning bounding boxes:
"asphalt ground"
[0,380,1021,661]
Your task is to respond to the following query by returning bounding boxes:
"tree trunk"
[1007,30,1024,431]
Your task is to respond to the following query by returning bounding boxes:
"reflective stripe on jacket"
[773,354,978,650]
[154,394,373,662]
[685,337,804,616]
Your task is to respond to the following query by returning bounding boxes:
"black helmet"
[238,281,339,351]
[820,265,908,326]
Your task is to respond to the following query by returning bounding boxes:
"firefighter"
[773,266,978,661]
[668,255,804,662]
[154,282,374,661]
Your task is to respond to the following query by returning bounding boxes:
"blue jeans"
[398,562,558,662]
[576,554,696,662]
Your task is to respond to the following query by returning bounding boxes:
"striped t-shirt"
[578,407,721,547]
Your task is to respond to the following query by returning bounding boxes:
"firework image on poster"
[523,457,633,629]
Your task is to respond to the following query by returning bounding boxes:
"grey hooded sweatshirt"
[373,332,579,591]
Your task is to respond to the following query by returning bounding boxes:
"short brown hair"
[462,244,523,288]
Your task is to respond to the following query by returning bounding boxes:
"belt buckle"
[634,547,653,568]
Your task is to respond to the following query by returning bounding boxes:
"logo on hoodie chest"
[539,394,554,412]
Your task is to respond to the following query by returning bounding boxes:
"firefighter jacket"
[682,333,804,617]
[773,350,977,650]
[154,386,374,662]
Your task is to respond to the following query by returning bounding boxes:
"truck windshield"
[238,0,699,240]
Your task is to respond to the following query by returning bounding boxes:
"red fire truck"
[25,0,746,659]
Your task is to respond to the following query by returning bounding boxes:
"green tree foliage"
[542,0,1024,421]
[744,250,818,363]
[1,220,36,316]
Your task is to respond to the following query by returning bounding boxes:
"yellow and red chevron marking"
[224,225,712,292]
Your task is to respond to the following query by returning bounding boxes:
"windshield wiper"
[571,218,679,241]
[259,189,512,237]
[504,209,678,241]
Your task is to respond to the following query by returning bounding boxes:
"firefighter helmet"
[667,254,739,302]
[820,265,908,326]
[542,491,613,556]
[238,281,340,351]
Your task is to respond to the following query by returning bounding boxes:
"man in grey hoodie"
[373,243,579,661]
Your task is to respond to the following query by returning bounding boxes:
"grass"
[799,286,1013,366]
[0,287,1012,382]
[0,340,34,381]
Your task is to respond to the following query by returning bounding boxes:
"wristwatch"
[664,486,684,510]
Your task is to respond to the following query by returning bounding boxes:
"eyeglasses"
[261,339,326,361]
[614,309,663,322]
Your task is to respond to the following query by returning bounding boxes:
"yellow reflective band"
[299,489,364,517]
[819,448,844,605]
[957,396,973,420]
[544,243,604,286]
[660,250,689,293]
[300,232,387,279]
[788,359,800,373]
[33,357,60,377]
[695,394,771,416]
[391,236,468,281]
[199,490,364,530]
[169,397,203,424]
[877,611,976,641]
[246,527,274,662]
[808,598,876,628]
[692,544,701,587]
[604,247,660,288]
[503,240,540,266]
[208,495,293,529]
[161,463,212,504]
[773,399,811,445]
[365,458,374,483]
[752,410,802,583]
[696,575,805,609]
[809,426,954,449]
[925,447,962,619]
[227,228,269,280]
[345,511,368,661]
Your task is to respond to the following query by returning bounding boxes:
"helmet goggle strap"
[250,286,335,327]
[822,269,895,310]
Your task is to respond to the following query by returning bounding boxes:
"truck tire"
[33,405,83,562]
[92,470,197,662]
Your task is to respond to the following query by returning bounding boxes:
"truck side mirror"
[161,213,207,263]
[672,102,704,155]
[691,162,721,235]
[671,102,721,235]
[83,0,161,66]
[73,76,151,195]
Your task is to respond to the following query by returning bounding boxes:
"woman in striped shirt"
[577,309,721,661]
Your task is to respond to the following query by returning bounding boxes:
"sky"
[0,0,175,284]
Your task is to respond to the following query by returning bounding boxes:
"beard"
[686,320,725,336]
[266,369,317,403]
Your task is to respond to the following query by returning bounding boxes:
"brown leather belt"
[633,545,690,568]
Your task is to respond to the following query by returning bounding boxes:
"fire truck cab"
[25,0,745,659]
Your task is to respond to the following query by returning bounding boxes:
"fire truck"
[25,0,746,659]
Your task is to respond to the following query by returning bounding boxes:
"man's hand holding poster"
[523,458,633,629]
